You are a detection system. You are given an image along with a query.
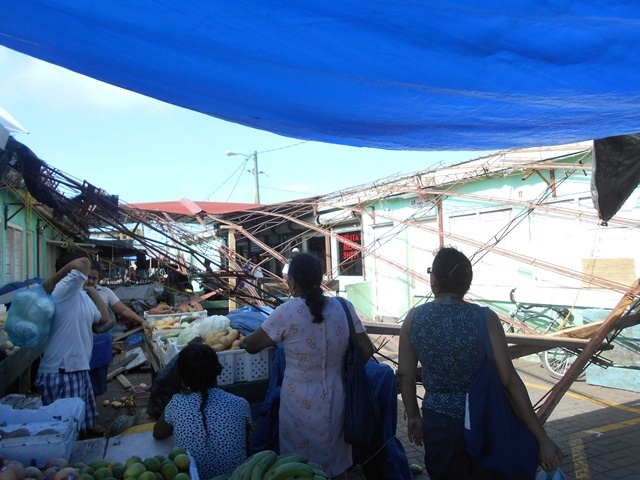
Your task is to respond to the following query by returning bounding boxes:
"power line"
[258,141,308,155]
[204,158,249,201]
[225,157,251,202]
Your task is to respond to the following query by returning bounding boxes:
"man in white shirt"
[85,261,152,403]
[35,254,110,434]
[86,261,151,334]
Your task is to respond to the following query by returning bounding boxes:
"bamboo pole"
[537,278,640,424]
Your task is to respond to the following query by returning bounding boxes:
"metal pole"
[253,151,260,204]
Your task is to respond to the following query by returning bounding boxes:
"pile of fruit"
[203,328,245,352]
[215,451,328,480]
[152,315,202,330]
[0,448,191,480]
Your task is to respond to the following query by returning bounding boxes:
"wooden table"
[0,344,44,397]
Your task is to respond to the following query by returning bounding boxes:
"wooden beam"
[537,278,640,423]
[112,326,143,342]
[363,322,613,360]
[116,374,133,389]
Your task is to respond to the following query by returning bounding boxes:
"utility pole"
[225,150,263,204]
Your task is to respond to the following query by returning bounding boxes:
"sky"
[0,46,495,206]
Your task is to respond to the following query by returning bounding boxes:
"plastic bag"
[536,468,567,480]
[176,315,230,345]
[5,285,55,348]
[196,315,230,338]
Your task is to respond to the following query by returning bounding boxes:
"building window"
[4,225,24,282]
[338,231,362,276]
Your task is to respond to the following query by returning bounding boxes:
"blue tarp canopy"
[1,1,640,151]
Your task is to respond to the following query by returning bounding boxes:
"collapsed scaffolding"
[2,137,640,424]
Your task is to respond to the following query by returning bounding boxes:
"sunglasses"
[427,264,459,276]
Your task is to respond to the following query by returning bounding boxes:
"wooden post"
[226,227,237,311]
[537,278,640,423]
[324,233,332,279]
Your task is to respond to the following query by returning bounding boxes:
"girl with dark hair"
[153,343,252,479]
[397,247,563,479]
[242,253,375,480]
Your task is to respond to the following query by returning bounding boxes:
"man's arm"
[84,286,111,329]
[43,257,91,294]
[112,301,153,332]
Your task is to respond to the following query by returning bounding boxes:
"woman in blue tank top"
[398,247,563,479]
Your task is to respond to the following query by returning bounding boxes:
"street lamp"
[225,150,263,204]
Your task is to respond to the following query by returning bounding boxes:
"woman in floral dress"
[243,253,374,479]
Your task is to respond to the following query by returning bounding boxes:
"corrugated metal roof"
[127,198,259,216]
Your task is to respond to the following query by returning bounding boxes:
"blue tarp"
[2,2,640,151]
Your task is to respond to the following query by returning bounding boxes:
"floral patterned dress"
[260,296,365,477]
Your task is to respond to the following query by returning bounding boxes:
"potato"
[212,344,226,352]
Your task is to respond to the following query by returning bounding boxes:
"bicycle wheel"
[520,314,584,380]
[542,348,585,380]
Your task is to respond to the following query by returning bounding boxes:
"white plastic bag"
[176,315,231,345]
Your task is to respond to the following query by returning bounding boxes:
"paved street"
[396,358,640,480]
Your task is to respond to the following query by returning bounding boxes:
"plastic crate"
[164,342,273,386]
[217,348,274,386]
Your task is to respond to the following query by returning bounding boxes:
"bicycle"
[507,288,583,380]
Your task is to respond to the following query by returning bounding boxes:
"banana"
[306,463,328,479]
[239,451,277,480]
[269,462,315,480]
[249,450,277,480]
[263,454,309,480]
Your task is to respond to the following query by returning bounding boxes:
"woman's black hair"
[288,252,325,323]
[177,343,223,438]
[431,247,473,296]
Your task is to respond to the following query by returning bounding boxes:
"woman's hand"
[539,436,564,472]
[241,327,276,354]
[407,416,424,446]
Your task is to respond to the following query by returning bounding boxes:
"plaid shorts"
[35,370,97,432]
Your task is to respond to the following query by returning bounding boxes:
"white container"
[144,310,208,323]
[0,397,85,467]
[216,348,274,386]
[163,343,273,386]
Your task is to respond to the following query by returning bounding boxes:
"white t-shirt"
[96,285,119,307]
[38,269,102,373]
[96,285,120,322]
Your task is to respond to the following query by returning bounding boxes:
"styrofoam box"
[144,310,208,322]
[103,433,199,480]
[166,341,273,386]
[0,397,85,467]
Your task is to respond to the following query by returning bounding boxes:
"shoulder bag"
[337,297,380,445]
[464,307,539,480]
